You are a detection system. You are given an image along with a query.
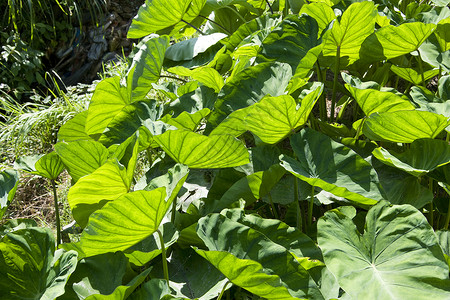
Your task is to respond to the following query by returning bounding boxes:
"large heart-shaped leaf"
[153,130,249,168]
[196,209,323,299]
[68,160,131,227]
[0,228,78,299]
[300,2,336,35]
[363,110,450,143]
[74,164,188,257]
[318,201,450,299]
[127,35,170,100]
[245,83,323,144]
[85,76,131,137]
[322,1,377,64]
[57,111,93,142]
[0,169,19,219]
[257,15,320,70]
[373,138,450,177]
[208,62,292,127]
[55,140,109,182]
[361,22,437,62]
[127,0,206,38]
[195,249,298,300]
[346,85,415,116]
[280,128,385,206]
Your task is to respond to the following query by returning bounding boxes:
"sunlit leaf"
[245,83,323,144]
[55,140,109,182]
[361,22,436,62]
[346,85,415,116]
[318,201,450,299]
[128,0,206,38]
[153,130,249,168]
[363,110,450,143]
[34,152,65,180]
[322,1,377,63]
[68,160,131,227]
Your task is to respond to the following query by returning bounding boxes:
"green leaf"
[168,66,224,93]
[55,140,109,182]
[280,128,385,206]
[390,65,440,85]
[436,230,450,268]
[153,130,249,168]
[436,18,450,52]
[346,85,415,116]
[322,1,377,64]
[75,164,188,257]
[245,83,323,144]
[34,151,65,180]
[161,108,210,131]
[373,139,450,177]
[225,14,282,52]
[148,247,228,299]
[195,249,298,300]
[196,210,323,299]
[0,228,78,300]
[257,15,321,70]
[84,269,152,300]
[361,22,437,62]
[318,201,450,299]
[373,159,433,209]
[86,76,131,137]
[0,219,37,239]
[57,111,93,142]
[68,160,131,228]
[127,0,206,38]
[362,110,450,143]
[98,99,163,147]
[127,35,170,101]
[209,62,292,127]
[128,279,171,300]
[165,33,227,61]
[62,252,128,299]
[0,169,19,219]
[300,2,336,35]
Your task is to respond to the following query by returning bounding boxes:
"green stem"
[308,185,315,228]
[224,6,246,23]
[444,197,450,230]
[171,198,177,223]
[51,180,61,246]
[416,50,426,87]
[180,18,205,35]
[330,46,341,123]
[268,193,279,219]
[294,177,302,232]
[429,178,434,228]
[217,281,232,300]
[157,229,169,283]
[315,62,326,121]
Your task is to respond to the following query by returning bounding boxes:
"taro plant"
[2,0,450,299]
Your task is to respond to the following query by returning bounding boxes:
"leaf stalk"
[157,229,169,283]
[330,46,341,122]
[51,179,61,246]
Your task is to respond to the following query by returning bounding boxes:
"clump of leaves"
[2,0,450,299]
